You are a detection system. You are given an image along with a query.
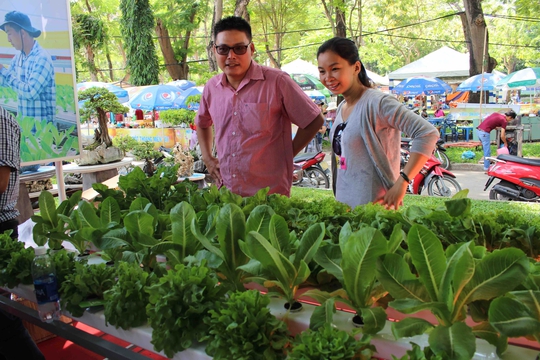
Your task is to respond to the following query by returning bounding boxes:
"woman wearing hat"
[0,11,56,123]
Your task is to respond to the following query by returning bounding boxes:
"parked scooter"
[401,137,450,170]
[400,148,462,197]
[484,154,540,202]
[293,152,330,189]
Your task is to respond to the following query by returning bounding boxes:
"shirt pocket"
[240,103,271,133]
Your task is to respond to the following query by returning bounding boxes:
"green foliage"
[289,323,374,360]
[204,290,290,360]
[376,225,530,358]
[0,234,33,288]
[159,109,196,127]
[78,87,128,122]
[112,134,138,154]
[17,115,79,162]
[104,262,157,329]
[72,14,107,51]
[145,261,225,358]
[50,249,79,286]
[130,141,161,160]
[59,262,117,317]
[120,0,159,85]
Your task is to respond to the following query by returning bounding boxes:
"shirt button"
[232,174,236,178]
[232,153,236,157]
[232,131,236,135]
[235,93,238,96]
[234,112,237,115]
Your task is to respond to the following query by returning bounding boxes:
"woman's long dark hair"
[317,37,373,88]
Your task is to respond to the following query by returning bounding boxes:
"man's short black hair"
[505,110,517,119]
[213,16,252,42]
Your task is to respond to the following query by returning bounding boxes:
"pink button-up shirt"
[196,61,320,197]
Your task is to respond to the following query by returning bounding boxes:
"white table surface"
[62,158,133,174]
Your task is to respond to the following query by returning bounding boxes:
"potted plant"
[159,108,196,128]
[78,87,128,164]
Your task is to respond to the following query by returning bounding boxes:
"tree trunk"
[320,0,336,35]
[460,0,497,104]
[96,108,113,147]
[156,19,184,80]
[335,8,346,38]
[85,44,99,81]
[206,0,222,72]
[234,0,250,22]
[106,50,114,81]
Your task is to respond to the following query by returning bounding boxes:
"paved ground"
[450,168,491,201]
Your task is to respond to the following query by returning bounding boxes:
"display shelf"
[5,283,538,360]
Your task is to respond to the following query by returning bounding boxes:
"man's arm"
[499,128,508,147]
[292,113,325,156]
[0,166,11,194]
[197,126,222,184]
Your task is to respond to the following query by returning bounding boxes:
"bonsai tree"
[79,87,128,149]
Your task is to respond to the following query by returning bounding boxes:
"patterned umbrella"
[167,80,196,91]
[129,85,183,110]
[77,82,129,103]
[496,67,540,88]
[175,87,202,110]
[392,76,452,96]
[456,73,504,92]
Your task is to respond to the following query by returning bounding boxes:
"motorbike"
[483,154,540,202]
[401,137,450,170]
[293,152,330,189]
[400,148,462,197]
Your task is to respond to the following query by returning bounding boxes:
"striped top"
[0,106,21,223]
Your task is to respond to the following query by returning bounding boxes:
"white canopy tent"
[281,58,389,86]
[388,46,470,81]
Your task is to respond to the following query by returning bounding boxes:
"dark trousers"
[0,308,45,360]
[0,219,44,360]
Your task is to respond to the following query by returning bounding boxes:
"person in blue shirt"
[0,11,56,123]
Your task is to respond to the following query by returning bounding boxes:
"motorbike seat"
[498,154,540,167]
[294,152,319,162]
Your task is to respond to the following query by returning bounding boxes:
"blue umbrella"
[129,85,184,111]
[392,76,452,96]
[77,82,129,103]
[456,73,504,91]
[167,80,196,91]
[175,87,202,110]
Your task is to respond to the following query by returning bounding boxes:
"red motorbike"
[401,148,462,197]
[484,154,540,202]
[292,152,330,189]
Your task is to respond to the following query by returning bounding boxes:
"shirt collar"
[217,60,265,90]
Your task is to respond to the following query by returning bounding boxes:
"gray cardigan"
[329,89,439,208]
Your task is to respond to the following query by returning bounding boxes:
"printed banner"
[109,127,193,150]
[0,0,81,165]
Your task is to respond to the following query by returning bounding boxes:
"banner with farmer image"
[0,0,80,165]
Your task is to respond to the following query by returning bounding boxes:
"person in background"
[476,110,517,172]
[134,108,144,120]
[434,105,445,118]
[0,11,55,123]
[421,108,428,119]
[196,16,323,197]
[305,100,327,153]
[317,37,439,210]
[0,106,45,360]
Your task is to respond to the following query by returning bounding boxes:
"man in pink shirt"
[196,16,324,197]
[476,110,516,171]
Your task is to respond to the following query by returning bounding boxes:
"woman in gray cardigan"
[317,38,440,210]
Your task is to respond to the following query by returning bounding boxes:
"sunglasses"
[214,43,251,56]
[332,122,347,156]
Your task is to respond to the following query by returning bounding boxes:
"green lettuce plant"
[236,207,325,306]
[289,323,374,360]
[203,290,290,360]
[104,262,157,329]
[303,223,405,334]
[145,260,225,358]
[0,234,34,288]
[59,262,117,317]
[376,224,530,359]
